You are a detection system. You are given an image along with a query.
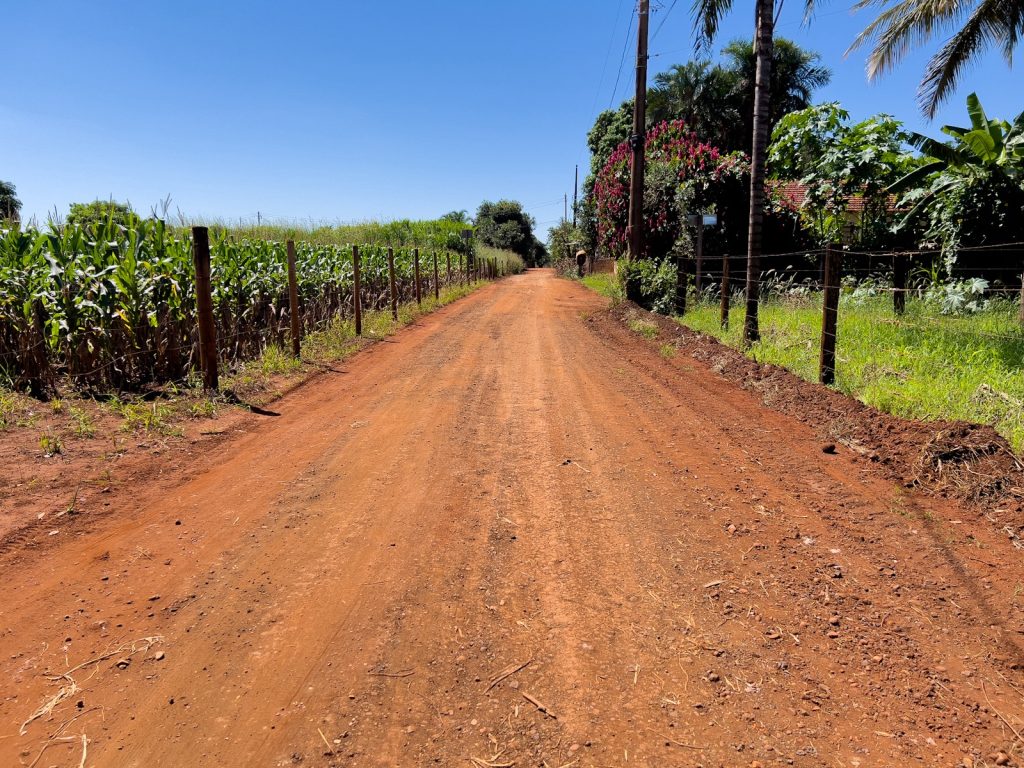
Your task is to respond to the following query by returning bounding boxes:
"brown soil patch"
[609,300,1024,513]
[2,271,1024,768]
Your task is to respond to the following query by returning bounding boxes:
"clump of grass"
[68,405,96,437]
[681,293,1024,453]
[628,318,659,340]
[0,390,19,429]
[659,343,677,359]
[189,399,218,419]
[49,399,64,414]
[39,431,63,456]
[0,389,38,430]
[106,397,180,436]
[257,344,303,376]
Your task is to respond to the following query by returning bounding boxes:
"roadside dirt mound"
[607,301,1024,511]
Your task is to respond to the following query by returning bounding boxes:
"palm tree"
[0,180,21,223]
[720,39,832,155]
[692,0,784,343]
[646,39,830,154]
[647,61,741,148]
[850,0,1024,118]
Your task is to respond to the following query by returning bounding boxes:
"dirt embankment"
[608,300,1024,514]
[2,270,1024,768]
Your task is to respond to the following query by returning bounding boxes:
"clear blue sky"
[3,1,1018,237]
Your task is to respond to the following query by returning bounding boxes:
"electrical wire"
[588,0,629,122]
[650,0,681,42]
[608,6,637,110]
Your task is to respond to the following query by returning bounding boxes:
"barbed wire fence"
[670,241,1024,386]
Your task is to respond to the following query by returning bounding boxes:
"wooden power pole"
[573,165,578,228]
[627,0,650,261]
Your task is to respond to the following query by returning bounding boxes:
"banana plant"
[889,92,1024,228]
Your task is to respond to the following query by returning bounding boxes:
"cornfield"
[0,218,504,395]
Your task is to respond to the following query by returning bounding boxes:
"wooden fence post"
[387,247,398,321]
[352,245,362,336]
[446,252,452,284]
[191,226,218,390]
[720,255,731,329]
[819,244,841,386]
[414,247,422,306]
[694,224,704,295]
[433,251,440,300]
[893,252,906,316]
[286,240,301,358]
[1019,258,1023,324]
[675,255,688,315]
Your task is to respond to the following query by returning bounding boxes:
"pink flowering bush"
[594,120,748,259]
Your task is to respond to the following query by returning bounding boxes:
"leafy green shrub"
[924,278,990,315]
[618,258,678,314]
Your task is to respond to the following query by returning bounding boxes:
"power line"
[650,0,680,41]
[608,6,637,110]
[588,0,629,121]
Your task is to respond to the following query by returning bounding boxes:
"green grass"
[628,318,659,339]
[680,294,1024,453]
[581,272,623,301]
[68,405,96,437]
[38,431,63,456]
[104,398,181,436]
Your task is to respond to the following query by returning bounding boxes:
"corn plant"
[0,218,479,395]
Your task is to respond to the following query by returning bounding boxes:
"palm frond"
[848,0,972,80]
[917,0,1019,116]
[691,0,736,49]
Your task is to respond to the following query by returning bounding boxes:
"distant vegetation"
[1,207,524,396]
[0,181,21,223]
[473,200,547,267]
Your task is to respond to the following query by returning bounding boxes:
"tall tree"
[0,181,21,223]
[587,101,634,179]
[691,0,819,342]
[474,200,541,265]
[769,103,912,246]
[66,199,139,229]
[720,39,831,155]
[440,210,470,224]
[647,61,740,148]
[647,39,830,155]
[850,0,1024,117]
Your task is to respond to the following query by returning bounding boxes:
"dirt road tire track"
[2,269,1023,767]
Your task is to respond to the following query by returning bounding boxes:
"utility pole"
[573,165,578,228]
[564,194,568,223]
[627,0,650,261]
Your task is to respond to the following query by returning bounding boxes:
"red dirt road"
[3,269,1024,767]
